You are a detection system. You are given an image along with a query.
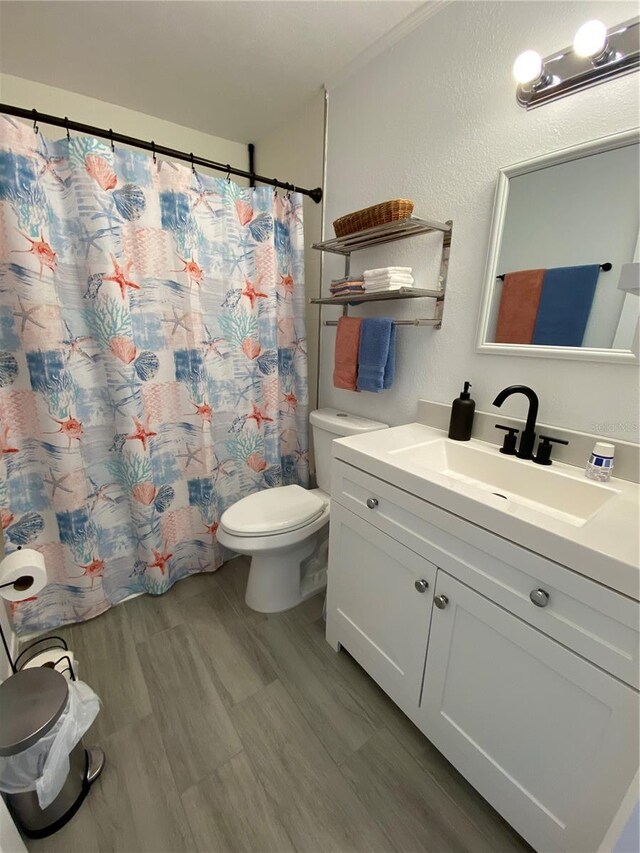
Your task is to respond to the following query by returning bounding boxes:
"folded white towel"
[363,267,412,277]
[365,273,412,280]
[362,272,413,281]
[364,282,413,292]
[364,280,414,289]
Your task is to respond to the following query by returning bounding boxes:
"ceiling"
[0,1,425,142]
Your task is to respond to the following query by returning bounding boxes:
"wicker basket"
[333,199,414,238]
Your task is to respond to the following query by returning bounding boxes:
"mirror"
[477,129,639,364]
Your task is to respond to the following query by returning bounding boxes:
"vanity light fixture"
[573,20,610,61]
[514,16,639,109]
[512,50,549,88]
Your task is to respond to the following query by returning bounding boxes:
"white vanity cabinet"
[421,571,638,853]
[327,504,435,715]
[326,459,640,853]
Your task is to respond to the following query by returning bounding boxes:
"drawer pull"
[434,594,449,610]
[530,588,550,608]
[366,497,379,509]
[414,579,429,593]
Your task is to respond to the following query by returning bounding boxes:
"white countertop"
[333,423,640,601]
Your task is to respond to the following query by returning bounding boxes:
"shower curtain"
[0,117,309,635]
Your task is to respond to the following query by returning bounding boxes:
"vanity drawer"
[333,459,640,688]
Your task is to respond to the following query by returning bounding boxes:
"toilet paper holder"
[14,637,77,681]
[0,545,51,675]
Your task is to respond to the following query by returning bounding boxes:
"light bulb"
[573,20,608,58]
[513,50,544,85]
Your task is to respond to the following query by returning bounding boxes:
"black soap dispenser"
[448,382,475,441]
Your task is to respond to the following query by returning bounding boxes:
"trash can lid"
[0,668,69,755]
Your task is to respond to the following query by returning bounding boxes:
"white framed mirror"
[477,129,639,364]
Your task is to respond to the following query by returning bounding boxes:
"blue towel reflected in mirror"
[532,264,601,347]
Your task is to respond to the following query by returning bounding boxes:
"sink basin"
[388,438,620,526]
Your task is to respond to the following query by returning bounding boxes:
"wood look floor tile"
[123,589,182,645]
[210,556,266,624]
[250,609,384,764]
[88,714,195,853]
[136,622,242,792]
[181,751,295,853]
[341,727,497,853]
[64,604,151,741]
[285,591,325,625]
[169,569,220,604]
[310,620,531,851]
[303,616,402,719]
[384,710,533,852]
[178,584,276,707]
[230,679,394,852]
[25,557,533,853]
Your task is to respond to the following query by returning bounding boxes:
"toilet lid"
[221,485,326,536]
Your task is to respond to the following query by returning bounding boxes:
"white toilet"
[217,408,388,613]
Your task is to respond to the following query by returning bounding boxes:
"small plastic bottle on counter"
[585,442,615,482]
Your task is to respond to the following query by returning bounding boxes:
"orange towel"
[495,269,545,344]
[333,316,362,390]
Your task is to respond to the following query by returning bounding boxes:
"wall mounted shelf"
[312,216,452,256]
[311,216,452,328]
[311,286,443,305]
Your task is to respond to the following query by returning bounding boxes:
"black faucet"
[493,385,539,460]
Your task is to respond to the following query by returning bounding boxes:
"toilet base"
[245,531,327,613]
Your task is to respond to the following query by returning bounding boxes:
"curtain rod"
[0,104,323,204]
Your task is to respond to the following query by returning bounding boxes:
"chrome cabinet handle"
[434,594,449,610]
[366,498,378,509]
[530,588,550,608]
[414,579,429,593]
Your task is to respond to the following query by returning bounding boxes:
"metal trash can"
[0,668,104,838]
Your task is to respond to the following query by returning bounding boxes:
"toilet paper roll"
[0,548,48,602]
[21,648,79,681]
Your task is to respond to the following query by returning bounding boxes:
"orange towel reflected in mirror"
[495,269,545,344]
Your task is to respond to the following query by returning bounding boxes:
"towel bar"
[496,262,612,282]
[323,318,441,327]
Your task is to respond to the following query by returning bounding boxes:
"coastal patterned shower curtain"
[0,117,309,635]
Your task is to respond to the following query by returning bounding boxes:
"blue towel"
[532,265,600,347]
[357,318,396,392]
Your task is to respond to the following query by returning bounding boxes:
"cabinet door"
[326,503,436,714]
[419,572,639,853]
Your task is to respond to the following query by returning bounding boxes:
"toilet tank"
[309,408,388,495]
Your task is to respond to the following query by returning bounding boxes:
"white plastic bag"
[0,679,100,809]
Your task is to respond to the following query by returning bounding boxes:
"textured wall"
[0,74,247,180]
[320,1,640,443]
[256,90,326,416]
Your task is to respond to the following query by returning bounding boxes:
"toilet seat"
[220,485,327,537]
